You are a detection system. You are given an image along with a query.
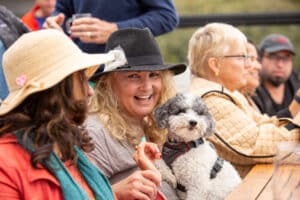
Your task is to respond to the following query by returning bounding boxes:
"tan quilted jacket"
[189,77,300,177]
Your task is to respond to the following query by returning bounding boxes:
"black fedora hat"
[91,28,186,79]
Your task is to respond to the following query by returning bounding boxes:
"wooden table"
[226,164,300,200]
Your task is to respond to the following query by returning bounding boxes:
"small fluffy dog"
[154,93,241,200]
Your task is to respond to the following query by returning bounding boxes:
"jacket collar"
[0,133,60,186]
[0,133,18,144]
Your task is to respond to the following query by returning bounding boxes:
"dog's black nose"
[189,120,197,127]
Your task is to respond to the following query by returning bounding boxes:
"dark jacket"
[56,0,179,53]
[0,6,29,100]
[252,69,300,117]
[0,6,29,49]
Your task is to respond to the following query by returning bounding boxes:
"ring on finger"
[86,31,92,38]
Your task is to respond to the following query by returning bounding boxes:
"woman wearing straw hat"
[0,29,162,200]
[86,28,186,200]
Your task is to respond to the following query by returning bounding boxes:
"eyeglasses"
[264,54,293,63]
[246,55,259,63]
[223,54,249,65]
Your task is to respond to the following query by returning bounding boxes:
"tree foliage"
[158,0,300,71]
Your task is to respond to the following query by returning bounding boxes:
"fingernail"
[156,146,160,153]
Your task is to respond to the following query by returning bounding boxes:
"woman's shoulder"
[85,114,113,142]
[0,134,20,154]
[0,134,32,168]
[85,113,103,127]
[189,77,216,94]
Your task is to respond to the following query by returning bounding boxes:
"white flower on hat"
[104,46,128,72]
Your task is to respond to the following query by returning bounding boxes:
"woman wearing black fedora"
[86,28,186,200]
[0,29,165,200]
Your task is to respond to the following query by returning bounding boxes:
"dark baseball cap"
[259,34,295,55]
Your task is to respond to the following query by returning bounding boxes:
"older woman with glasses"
[188,23,300,178]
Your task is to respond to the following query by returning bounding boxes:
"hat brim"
[0,52,115,116]
[264,46,295,55]
[91,63,187,81]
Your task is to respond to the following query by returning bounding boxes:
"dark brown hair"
[0,73,94,167]
[247,38,260,61]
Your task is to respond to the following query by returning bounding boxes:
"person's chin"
[240,80,248,88]
[136,108,154,117]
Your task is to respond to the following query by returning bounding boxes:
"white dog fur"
[154,93,241,200]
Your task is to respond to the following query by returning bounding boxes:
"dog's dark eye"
[173,108,185,115]
[193,104,207,116]
[196,110,204,115]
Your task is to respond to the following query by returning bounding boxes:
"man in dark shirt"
[252,34,300,117]
[44,0,179,54]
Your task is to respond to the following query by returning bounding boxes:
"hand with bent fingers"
[43,13,65,32]
[69,17,118,44]
[112,170,161,200]
[133,142,161,171]
[113,142,162,200]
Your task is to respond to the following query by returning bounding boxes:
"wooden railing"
[178,12,300,28]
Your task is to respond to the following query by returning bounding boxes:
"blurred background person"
[239,39,261,110]
[242,38,300,118]
[22,0,56,31]
[43,0,179,54]
[252,34,300,116]
[0,5,29,101]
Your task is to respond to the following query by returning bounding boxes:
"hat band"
[127,55,163,66]
[1,80,44,109]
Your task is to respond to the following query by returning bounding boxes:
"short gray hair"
[188,23,247,77]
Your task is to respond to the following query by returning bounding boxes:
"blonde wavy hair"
[187,23,247,78]
[89,70,176,146]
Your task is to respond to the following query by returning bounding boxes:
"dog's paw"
[167,174,177,189]
[155,159,177,188]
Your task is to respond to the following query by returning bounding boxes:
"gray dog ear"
[193,95,216,137]
[154,104,169,129]
[204,114,216,137]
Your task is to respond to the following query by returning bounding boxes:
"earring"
[215,71,219,76]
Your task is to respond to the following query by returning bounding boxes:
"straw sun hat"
[0,29,124,116]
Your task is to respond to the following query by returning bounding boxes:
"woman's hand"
[112,170,160,200]
[133,142,161,171]
[112,142,162,200]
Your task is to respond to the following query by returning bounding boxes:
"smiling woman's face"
[245,42,261,91]
[112,71,162,121]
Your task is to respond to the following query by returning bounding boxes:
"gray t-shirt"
[85,114,179,200]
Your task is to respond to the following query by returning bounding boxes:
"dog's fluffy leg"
[155,159,177,188]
